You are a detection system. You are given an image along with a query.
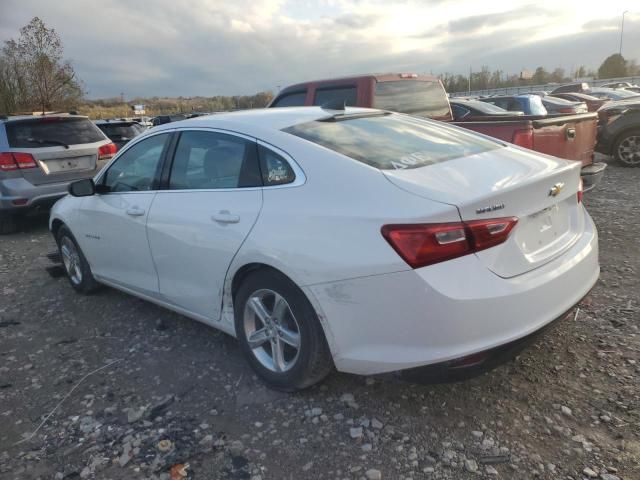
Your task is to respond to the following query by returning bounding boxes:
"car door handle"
[211,211,240,224]
[126,207,146,216]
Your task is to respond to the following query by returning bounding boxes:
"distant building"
[520,69,533,80]
[131,104,146,115]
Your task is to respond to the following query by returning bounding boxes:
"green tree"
[598,54,627,78]
[531,67,549,85]
[0,17,83,114]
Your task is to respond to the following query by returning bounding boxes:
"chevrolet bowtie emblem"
[549,182,565,197]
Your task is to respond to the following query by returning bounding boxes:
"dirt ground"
[0,158,638,480]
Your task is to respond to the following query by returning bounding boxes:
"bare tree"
[0,17,83,114]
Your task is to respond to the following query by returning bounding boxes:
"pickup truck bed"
[453,113,605,190]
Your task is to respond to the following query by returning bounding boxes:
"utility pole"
[468,66,471,94]
[619,11,628,56]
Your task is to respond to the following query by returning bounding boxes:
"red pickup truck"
[269,73,605,190]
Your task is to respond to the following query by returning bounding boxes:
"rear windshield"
[6,117,105,148]
[284,113,500,170]
[97,123,144,140]
[374,80,451,118]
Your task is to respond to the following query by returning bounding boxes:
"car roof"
[150,106,380,135]
[278,73,441,93]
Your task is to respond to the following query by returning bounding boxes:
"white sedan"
[50,107,599,391]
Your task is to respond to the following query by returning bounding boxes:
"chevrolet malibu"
[49,107,599,391]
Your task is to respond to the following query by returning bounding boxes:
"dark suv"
[94,120,145,150]
[0,114,115,233]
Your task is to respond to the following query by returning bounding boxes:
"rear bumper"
[306,208,599,375]
[581,162,607,192]
[397,305,576,383]
[0,177,70,213]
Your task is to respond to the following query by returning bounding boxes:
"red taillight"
[577,178,584,203]
[98,142,117,160]
[382,217,518,269]
[0,152,37,171]
[558,108,575,114]
[511,129,533,149]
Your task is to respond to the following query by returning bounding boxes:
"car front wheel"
[614,129,640,166]
[56,225,100,294]
[234,270,333,391]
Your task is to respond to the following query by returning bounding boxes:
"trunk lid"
[383,146,584,278]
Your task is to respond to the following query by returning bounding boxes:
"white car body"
[50,107,599,376]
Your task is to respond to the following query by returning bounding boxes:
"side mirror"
[68,179,95,197]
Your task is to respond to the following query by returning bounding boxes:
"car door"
[74,131,172,295]
[146,129,263,322]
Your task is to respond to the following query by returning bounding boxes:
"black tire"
[56,225,101,294]
[234,269,333,391]
[0,214,18,235]
[613,128,640,167]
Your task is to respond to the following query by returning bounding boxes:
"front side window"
[102,133,169,192]
[284,113,501,170]
[258,146,295,186]
[168,131,260,190]
[271,90,307,108]
[313,86,357,107]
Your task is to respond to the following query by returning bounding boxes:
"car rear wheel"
[614,129,640,167]
[234,270,333,391]
[56,225,100,294]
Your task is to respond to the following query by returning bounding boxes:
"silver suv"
[0,114,115,233]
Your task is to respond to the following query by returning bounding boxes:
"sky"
[0,0,638,99]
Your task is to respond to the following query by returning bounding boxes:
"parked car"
[549,92,607,112]
[539,96,588,115]
[550,83,591,94]
[50,107,599,390]
[269,74,603,190]
[587,88,640,102]
[151,114,186,126]
[477,95,548,115]
[600,82,637,89]
[624,87,640,94]
[94,119,145,150]
[595,98,640,166]
[450,99,523,120]
[0,113,116,234]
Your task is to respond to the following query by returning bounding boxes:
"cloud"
[0,0,638,99]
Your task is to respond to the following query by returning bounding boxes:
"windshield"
[591,89,640,100]
[283,113,501,170]
[6,117,106,148]
[374,80,451,119]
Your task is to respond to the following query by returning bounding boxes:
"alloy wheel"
[618,135,640,166]
[60,237,83,285]
[243,289,301,373]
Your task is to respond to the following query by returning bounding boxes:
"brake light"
[558,108,575,114]
[0,152,37,171]
[577,178,583,203]
[382,217,518,268]
[98,142,117,160]
[512,129,533,149]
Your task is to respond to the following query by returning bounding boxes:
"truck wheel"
[234,269,333,391]
[614,129,640,167]
[0,214,18,235]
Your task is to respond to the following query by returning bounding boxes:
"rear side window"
[284,113,500,170]
[313,86,357,107]
[451,104,469,120]
[6,117,106,148]
[374,81,450,118]
[271,91,307,108]
[258,146,295,186]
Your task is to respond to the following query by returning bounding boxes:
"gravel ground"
[0,158,638,480]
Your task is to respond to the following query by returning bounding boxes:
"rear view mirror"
[68,179,95,197]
